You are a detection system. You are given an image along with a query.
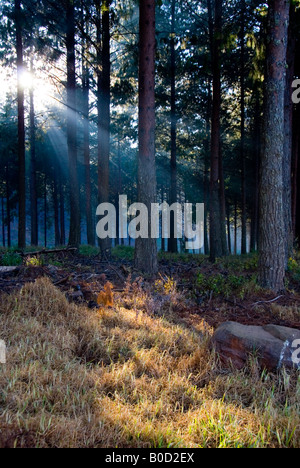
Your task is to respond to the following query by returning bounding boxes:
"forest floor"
[0,246,299,448]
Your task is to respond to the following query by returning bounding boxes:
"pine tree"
[258,0,290,292]
[135,0,158,274]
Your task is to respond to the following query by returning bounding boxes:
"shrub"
[0,251,22,266]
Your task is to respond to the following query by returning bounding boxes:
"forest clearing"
[1,0,300,451]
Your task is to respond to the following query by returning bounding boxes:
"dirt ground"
[1,249,300,332]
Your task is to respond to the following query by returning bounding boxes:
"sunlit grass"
[0,278,299,448]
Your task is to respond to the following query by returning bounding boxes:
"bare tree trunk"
[209,0,224,262]
[53,171,60,246]
[234,197,238,255]
[15,0,26,249]
[66,0,80,247]
[227,203,231,254]
[29,59,38,246]
[82,7,94,246]
[59,173,66,245]
[292,105,299,238]
[203,149,210,256]
[258,0,290,293]
[250,87,261,252]
[203,77,212,257]
[134,0,158,275]
[97,0,111,256]
[283,3,295,263]
[219,147,229,256]
[44,175,47,248]
[168,0,178,254]
[1,197,5,247]
[240,0,247,255]
[6,165,11,248]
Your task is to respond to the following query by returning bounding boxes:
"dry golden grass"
[270,303,300,323]
[0,278,299,448]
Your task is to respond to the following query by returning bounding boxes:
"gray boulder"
[212,321,300,371]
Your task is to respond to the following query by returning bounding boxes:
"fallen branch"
[20,247,78,257]
[251,295,284,307]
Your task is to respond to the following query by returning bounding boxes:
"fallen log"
[20,247,78,257]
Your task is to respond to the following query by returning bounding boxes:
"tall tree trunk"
[258,0,290,293]
[292,105,299,238]
[219,147,229,255]
[1,197,5,247]
[66,0,80,247]
[227,203,231,254]
[205,0,214,256]
[15,0,26,249]
[209,0,224,262]
[240,0,247,254]
[134,0,158,275]
[116,137,122,245]
[53,170,60,246]
[203,148,210,256]
[59,173,66,246]
[29,60,38,246]
[250,87,261,252]
[168,0,178,253]
[234,197,238,255]
[6,165,11,248]
[283,3,295,263]
[97,0,111,256]
[44,175,47,248]
[82,6,94,246]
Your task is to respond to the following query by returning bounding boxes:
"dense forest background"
[0,0,299,285]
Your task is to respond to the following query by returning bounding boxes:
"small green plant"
[288,257,299,273]
[112,245,134,260]
[196,272,258,300]
[79,245,100,256]
[1,251,22,266]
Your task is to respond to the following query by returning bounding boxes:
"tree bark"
[59,172,66,246]
[82,6,94,246]
[234,196,238,255]
[227,203,231,254]
[29,60,38,246]
[283,3,295,264]
[250,87,261,252]
[209,0,224,262]
[44,175,47,248]
[292,105,299,238]
[240,0,247,255]
[258,0,290,293]
[168,0,178,254]
[15,0,26,249]
[219,147,229,256]
[1,197,5,247]
[97,0,111,256]
[134,0,158,275]
[53,170,60,246]
[66,0,80,247]
[6,165,11,248]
